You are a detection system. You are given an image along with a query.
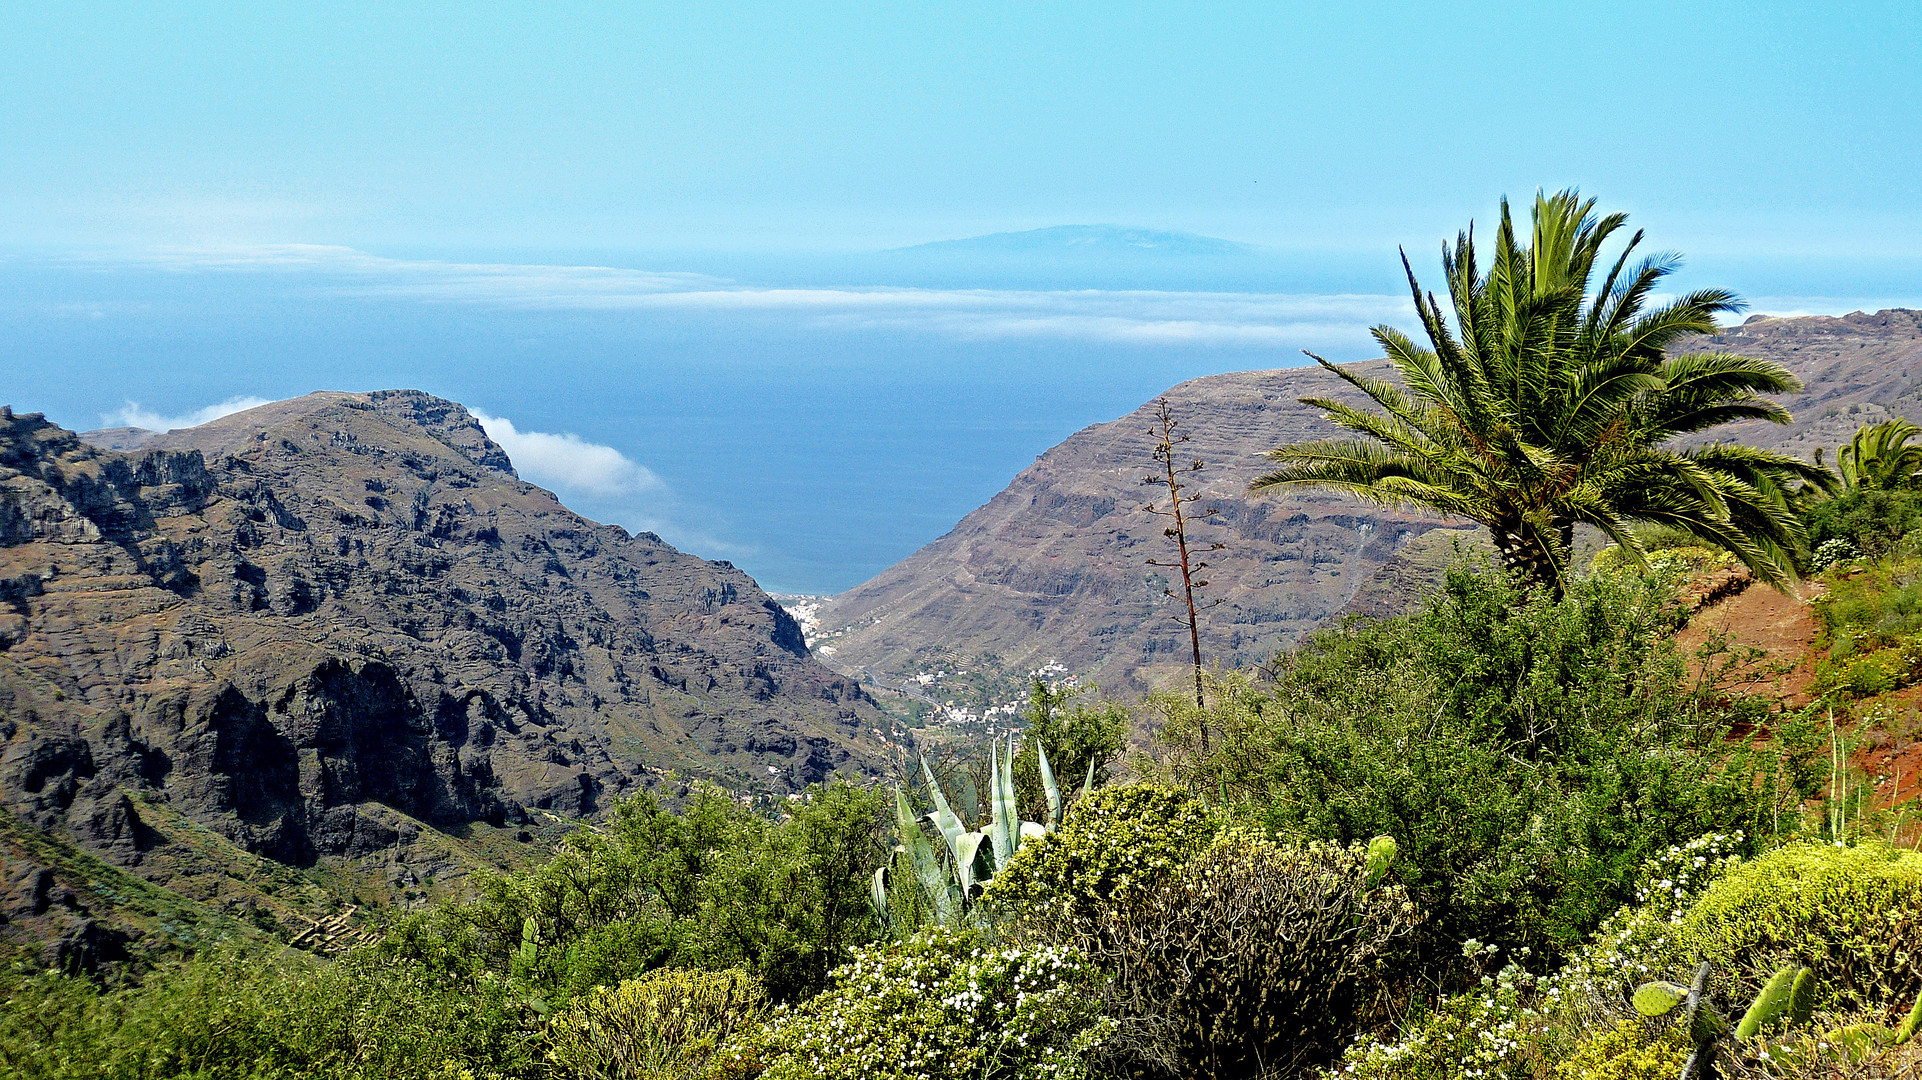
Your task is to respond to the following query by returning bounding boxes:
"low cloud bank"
[104,395,274,432]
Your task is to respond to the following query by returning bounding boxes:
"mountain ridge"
[1,390,896,962]
[816,309,1922,704]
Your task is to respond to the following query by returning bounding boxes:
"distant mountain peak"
[890,224,1257,258]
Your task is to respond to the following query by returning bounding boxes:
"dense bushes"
[8,560,1922,1080]
[385,781,888,1003]
[982,783,1216,918]
[1151,566,1799,966]
[0,948,539,1080]
[1677,841,1922,1013]
[545,967,767,1080]
[750,927,1110,1080]
[1022,827,1417,1079]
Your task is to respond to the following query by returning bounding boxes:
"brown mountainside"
[0,391,892,964]
[817,309,1922,700]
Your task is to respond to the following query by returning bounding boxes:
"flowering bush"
[750,927,1111,1080]
[1335,834,1747,1080]
[1336,942,1540,1080]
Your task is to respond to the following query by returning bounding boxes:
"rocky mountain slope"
[817,309,1922,700]
[1,391,892,964]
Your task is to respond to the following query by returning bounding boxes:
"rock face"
[817,309,1922,696]
[0,392,891,905]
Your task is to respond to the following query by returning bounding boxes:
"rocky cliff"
[1,391,893,964]
[817,309,1922,699]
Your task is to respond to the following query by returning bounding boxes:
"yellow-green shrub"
[982,783,1215,917]
[1678,842,1922,1013]
[751,926,1110,1080]
[545,967,766,1080]
[1553,1020,1688,1080]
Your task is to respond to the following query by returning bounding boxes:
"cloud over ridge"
[471,412,665,500]
[105,395,275,432]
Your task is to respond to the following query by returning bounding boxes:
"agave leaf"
[1037,741,1060,828]
[1082,756,1097,800]
[896,787,956,924]
[918,755,968,865]
[954,829,990,896]
[870,866,891,931]
[987,739,1015,868]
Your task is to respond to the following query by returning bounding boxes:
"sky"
[5,2,1922,593]
[6,1,1920,254]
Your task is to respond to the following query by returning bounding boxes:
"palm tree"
[1252,190,1833,596]
[1837,418,1922,490]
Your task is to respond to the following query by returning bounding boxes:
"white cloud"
[470,412,665,499]
[104,395,275,432]
[119,244,1413,350]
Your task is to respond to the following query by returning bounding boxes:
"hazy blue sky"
[6,1,1920,255]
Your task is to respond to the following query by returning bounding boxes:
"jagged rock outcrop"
[819,310,1922,695]
[0,392,894,939]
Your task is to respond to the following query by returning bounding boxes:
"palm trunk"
[1489,521,1566,599]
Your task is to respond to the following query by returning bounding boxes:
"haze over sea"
[6,229,1921,595]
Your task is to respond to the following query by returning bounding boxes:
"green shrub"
[1029,828,1414,1080]
[385,781,888,1004]
[981,783,1215,918]
[1551,1020,1688,1080]
[1812,647,1912,697]
[1805,485,1922,558]
[1152,566,1793,968]
[1678,841,1922,1014]
[751,926,1110,1080]
[0,948,539,1080]
[544,967,766,1080]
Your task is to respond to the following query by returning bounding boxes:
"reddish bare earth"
[1680,577,1922,816]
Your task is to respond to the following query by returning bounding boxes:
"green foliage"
[1810,552,1922,662]
[1153,566,1793,966]
[1804,484,1922,558]
[877,738,1064,931]
[384,781,888,1004]
[1018,678,1128,795]
[1677,841,1922,1013]
[750,926,1111,1080]
[1025,828,1416,1080]
[0,948,539,1080]
[1837,418,1922,491]
[981,783,1216,919]
[544,967,766,1080]
[1551,1020,1689,1080]
[1251,189,1827,593]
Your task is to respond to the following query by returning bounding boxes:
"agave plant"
[872,735,1094,930]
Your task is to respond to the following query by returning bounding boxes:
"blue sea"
[5,233,1917,594]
